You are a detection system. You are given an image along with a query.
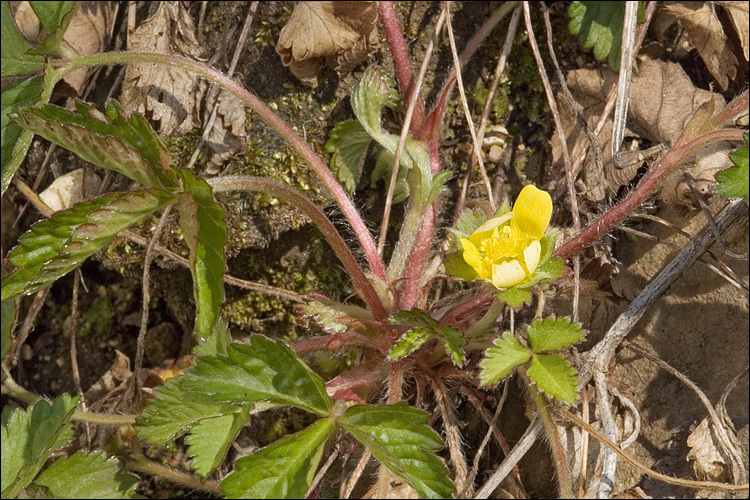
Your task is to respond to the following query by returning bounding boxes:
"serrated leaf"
[714,133,749,200]
[35,450,137,499]
[184,337,332,416]
[1,2,45,77]
[187,411,248,479]
[28,2,76,56]
[176,170,226,340]
[388,328,432,360]
[2,77,44,189]
[479,333,531,386]
[193,320,230,356]
[527,316,586,352]
[426,170,451,205]
[342,402,454,499]
[221,418,333,499]
[496,288,532,309]
[325,119,372,193]
[2,188,174,301]
[527,354,579,404]
[11,100,179,189]
[137,376,246,446]
[568,2,642,71]
[1,395,79,498]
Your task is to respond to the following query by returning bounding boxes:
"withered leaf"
[661,2,738,90]
[719,1,749,62]
[276,1,379,87]
[204,87,248,174]
[121,2,205,135]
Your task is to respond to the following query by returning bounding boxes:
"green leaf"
[496,288,532,309]
[527,354,579,404]
[193,320,230,356]
[714,133,749,200]
[451,209,488,240]
[11,100,179,189]
[426,170,451,205]
[0,2,45,77]
[1,395,79,498]
[479,333,531,386]
[187,411,249,479]
[28,1,76,56]
[325,119,372,193]
[2,188,174,301]
[176,170,227,340]
[184,338,332,416]
[443,250,479,282]
[35,450,137,499]
[2,77,44,191]
[221,418,333,499]
[342,402,454,499]
[371,148,409,203]
[388,309,466,366]
[568,2,642,71]
[527,316,586,352]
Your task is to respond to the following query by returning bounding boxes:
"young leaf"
[371,148,409,203]
[526,316,586,352]
[2,77,44,189]
[295,298,373,335]
[527,354,579,404]
[1,395,79,498]
[2,188,174,301]
[184,337,333,416]
[496,288,532,309]
[451,209,488,240]
[11,100,179,189]
[388,328,432,360]
[426,170,451,205]
[389,309,466,366]
[568,2,642,71]
[0,2,45,77]
[35,450,137,499]
[220,418,334,499]
[714,132,749,200]
[479,333,531,386]
[341,402,454,499]
[176,169,227,340]
[325,119,372,193]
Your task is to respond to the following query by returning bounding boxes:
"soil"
[2,2,748,498]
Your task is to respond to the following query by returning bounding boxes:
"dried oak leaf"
[719,1,749,62]
[276,1,379,87]
[13,1,113,95]
[120,2,205,135]
[661,2,738,90]
[687,417,732,481]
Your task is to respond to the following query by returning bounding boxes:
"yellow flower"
[460,185,552,289]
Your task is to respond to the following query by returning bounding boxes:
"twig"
[445,1,495,211]
[431,377,470,495]
[69,270,91,445]
[341,448,371,499]
[306,444,340,498]
[465,381,508,496]
[611,1,639,159]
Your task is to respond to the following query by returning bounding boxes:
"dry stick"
[4,287,48,369]
[526,2,580,323]
[577,388,591,498]
[431,378,470,496]
[306,445,340,498]
[474,416,543,499]
[576,198,748,493]
[623,341,747,483]
[465,381,510,497]
[126,442,222,494]
[559,407,750,492]
[445,1,495,212]
[185,1,258,172]
[341,449,371,499]
[378,6,446,257]
[69,270,91,445]
[458,4,521,217]
[610,1,639,159]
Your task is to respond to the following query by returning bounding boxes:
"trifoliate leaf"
[496,288,532,309]
[176,169,227,340]
[2,188,174,301]
[342,402,454,499]
[35,450,137,499]
[1,395,79,498]
[184,337,332,416]
[479,333,531,386]
[325,119,372,193]
[527,316,586,352]
[714,132,749,200]
[221,418,334,499]
[389,309,466,366]
[527,354,579,404]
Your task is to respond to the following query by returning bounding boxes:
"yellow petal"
[473,212,515,234]
[461,238,488,278]
[511,185,552,239]
[492,260,527,288]
[522,239,542,275]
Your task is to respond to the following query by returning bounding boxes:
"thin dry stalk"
[377,5,446,257]
[306,446,340,498]
[69,270,91,445]
[431,378,470,495]
[341,448,371,499]
[444,1,495,211]
[577,388,591,498]
[465,381,509,496]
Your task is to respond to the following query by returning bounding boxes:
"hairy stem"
[60,51,387,283]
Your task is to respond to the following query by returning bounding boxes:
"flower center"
[479,224,528,262]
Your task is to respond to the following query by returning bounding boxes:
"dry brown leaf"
[204,87,248,174]
[12,1,113,94]
[661,2,738,90]
[687,418,731,481]
[276,1,378,87]
[121,2,205,135]
[39,168,102,212]
[719,1,749,62]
